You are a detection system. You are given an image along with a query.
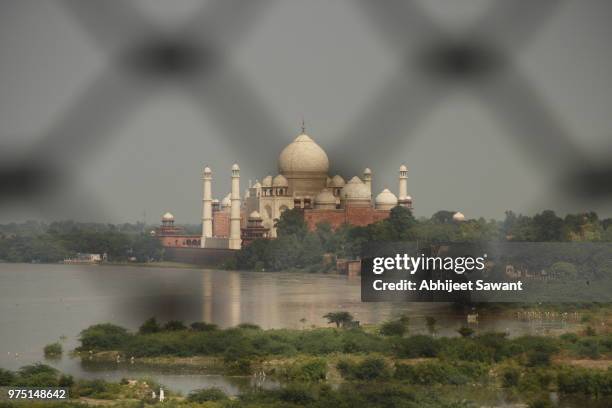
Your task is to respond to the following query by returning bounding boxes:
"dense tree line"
[0,221,162,263]
[234,207,612,272]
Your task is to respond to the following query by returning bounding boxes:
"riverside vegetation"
[1,208,611,269]
[230,207,612,273]
[2,314,609,407]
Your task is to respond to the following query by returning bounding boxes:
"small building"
[63,253,103,264]
[153,212,201,248]
[241,211,270,245]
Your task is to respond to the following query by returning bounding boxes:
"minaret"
[201,166,213,248]
[229,163,242,250]
[398,164,409,207]
[363,168,372,198]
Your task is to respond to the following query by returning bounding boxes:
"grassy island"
[6,314,609,407]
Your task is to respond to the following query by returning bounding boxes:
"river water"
[0,263,576,397]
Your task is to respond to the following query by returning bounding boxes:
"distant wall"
[164,247,236,266]
[304,207,390,231]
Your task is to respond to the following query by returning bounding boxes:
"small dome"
[249,210,262,219]
[252,181,262,189]
[326,176,332,186]
[232,163,240,171]
[212,199,219,204]
[330,174,345,187]
[453,212,466,222]
[162,212,174,221]
[399,164,407,172]
[262,175,273,187]
[341,176,370,200]
[375,189,398,205]
[364,168,372,175]
[203,166,212,174]
[221,193,231,206]
[272,174,288,187]
[315,188,336,204]
[279,133,329,174]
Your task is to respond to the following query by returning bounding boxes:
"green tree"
[532,210,563,241]
[275,208,307,238]
[323,311,354,328]
[386,206,418,240]
[138,317,160,334]
[299,233,324,267]
[79,324,130,351]
[431,210,456,224]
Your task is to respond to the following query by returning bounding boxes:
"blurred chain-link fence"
[1,0,611,222]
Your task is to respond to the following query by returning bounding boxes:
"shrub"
[528,398,554,408]
[559,332,579,344]
[501,366,521,388]
[71,379,121,399]
[284,358,327,382]
[557,367,612,397]
[439,338,494,362]
[457,327,475,338]
[79,324,130,351]
[379,320,408,337]
[394,335,440,358]
[190,322,218,332]
[0,368,16,386]
[14,364,59,387]
[279,383,317,405]
[337,357,390,381]
[138,317,160,334]
[574,338,601,358]
[395,361,487,385]
[187,387,228,402]
[162,320,187,331]
[237,323,261,330]
[512,336,560,367]
[43,342,63,357]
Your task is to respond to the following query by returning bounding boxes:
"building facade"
[157,126,413,250]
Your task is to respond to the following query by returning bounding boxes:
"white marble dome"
[279,133,329,174]
[272,174,288,187]
[249,210,262,219]
[315,188,336,204]
[221,193,231,207]
[330,174,345,187]
[340,176,370,200]
[375,189,398,206]
[261,175,273,187]
[453,212,466,222]
[162,212,174,221]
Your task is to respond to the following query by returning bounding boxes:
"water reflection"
[0,263,582,397]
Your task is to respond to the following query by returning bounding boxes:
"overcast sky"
[1,0,611,224]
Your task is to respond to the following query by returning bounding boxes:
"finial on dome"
[301,117,306,134]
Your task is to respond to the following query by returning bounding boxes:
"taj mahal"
[155,125,413,250]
